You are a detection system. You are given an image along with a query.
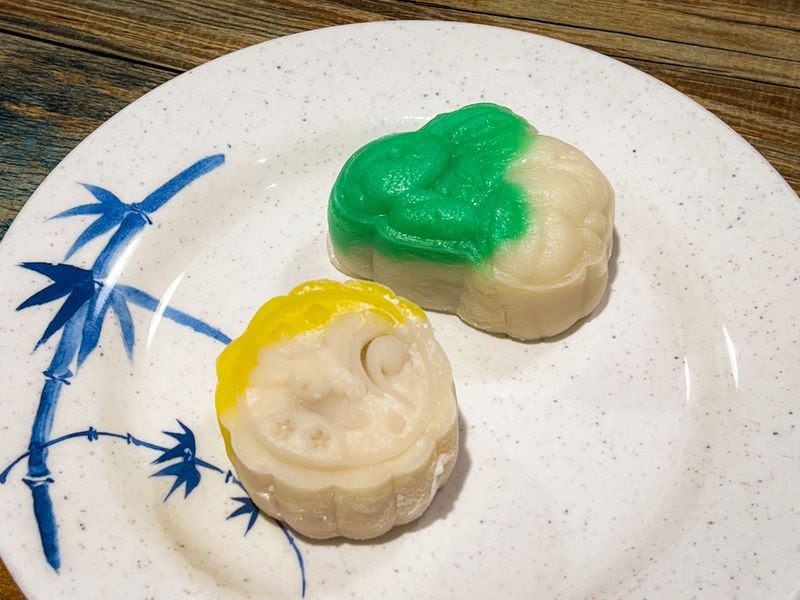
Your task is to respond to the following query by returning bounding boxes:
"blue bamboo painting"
[0,155,306,597]
[0,420,305,596]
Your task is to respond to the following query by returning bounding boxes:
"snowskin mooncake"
[216,279,458,539]
[328,103,615,340]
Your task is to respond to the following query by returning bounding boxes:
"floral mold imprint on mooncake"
[328,103,615,341]
[216,279,459,540]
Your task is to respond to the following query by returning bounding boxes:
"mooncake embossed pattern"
[217,279,459,540]
[329,103,615,341]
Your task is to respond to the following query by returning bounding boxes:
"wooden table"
[1,1,798,596]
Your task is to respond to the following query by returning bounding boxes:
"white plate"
[1,21,798,599]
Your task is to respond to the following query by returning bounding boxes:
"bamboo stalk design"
[2,153,306,596]
[2,422,306,596]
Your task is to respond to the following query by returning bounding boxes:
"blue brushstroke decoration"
[152,460,203,500]
[134,154,225,214]
[18,263,95,349]
[53,154,225,260]
[228,496,260,534]
[116,285,232,345]
[149,420,225,500]
[22,475,59,570]
[151,420,198,465]
[151,420,204,500]
[224,472,307,597]
[110,291,135,359]
[278,521,307,598]
[1,421,308,597]
[2,152,307,597]
[16,155,230,571]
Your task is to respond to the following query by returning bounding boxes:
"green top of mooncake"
[328,103,536,265]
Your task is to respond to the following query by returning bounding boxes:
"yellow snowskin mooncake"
[216,279,459,539]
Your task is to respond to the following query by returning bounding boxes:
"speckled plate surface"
[1,21,799,600]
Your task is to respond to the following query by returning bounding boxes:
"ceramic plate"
[1,21,798,599]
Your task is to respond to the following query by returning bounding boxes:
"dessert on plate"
[216,279,458,539]
[328,103,615,340]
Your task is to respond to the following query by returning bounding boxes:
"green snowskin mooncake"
[328,103,614,340]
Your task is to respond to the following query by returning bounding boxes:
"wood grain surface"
[1,1,798,596]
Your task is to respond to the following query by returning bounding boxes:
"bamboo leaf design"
[152,420,197,465]
[0,416,308,596]
[16,281,72,310]
[55,184,128,260]
[110,291,135,359]
[134,154,225,213]
[227,496,260,534]
[79,183,125,206]
[152,461,202,500]
[11,156,228,571]
[1,152,308,597]
[18,262,92,279]
[17,263,95,348]
[54,154,225,260]
[150,420,202,500]
[117,284,232,344]
[63,213,126,260]
[36,289,93,349]
[50,203,108,219]
[76,294,112,368]
[18,265,231,365]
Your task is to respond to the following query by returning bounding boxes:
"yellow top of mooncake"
[215,279,426,416]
